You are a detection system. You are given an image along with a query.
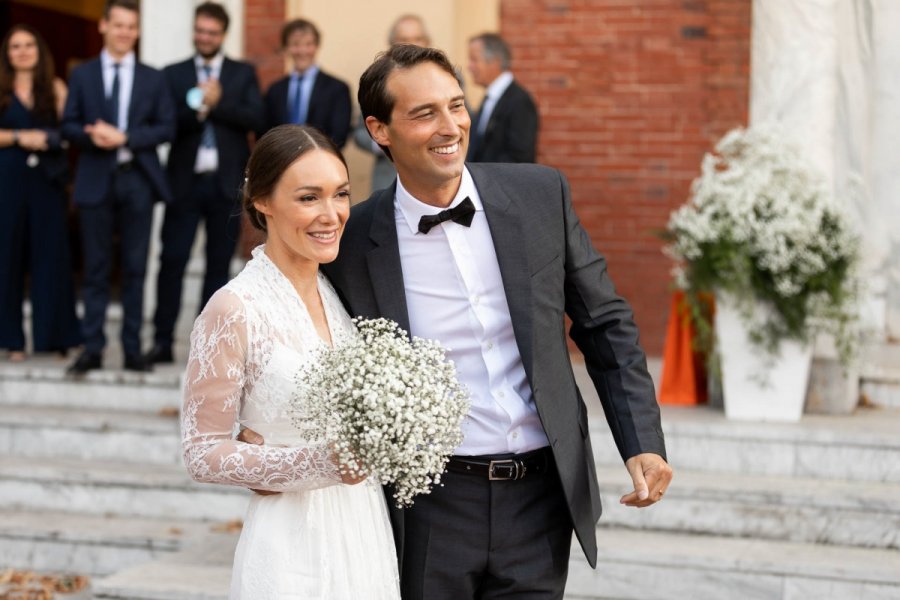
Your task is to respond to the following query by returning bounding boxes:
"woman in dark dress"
[0,25,80,361]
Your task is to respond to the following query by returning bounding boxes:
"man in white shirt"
[145,1,263,366]
[61,0,174,375]
[323,44,673,599]
[466,33,539,163]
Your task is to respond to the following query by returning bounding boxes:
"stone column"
[751,0,900,341]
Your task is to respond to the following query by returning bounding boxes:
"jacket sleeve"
[499,90,538,163]
[328,79,352,148]
[559,170,666,462]
[208,65,265,135]
[181,289,343,492]
[60,69,94,150]
[125,71,176,150]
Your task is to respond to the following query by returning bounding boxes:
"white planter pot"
[715,295,812,422]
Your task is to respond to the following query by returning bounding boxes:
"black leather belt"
[446,447,553,481]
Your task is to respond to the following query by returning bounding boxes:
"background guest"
[61,0,175,375]
[263,18,351,148]
[145,1,264,366]
[352,14,431,192]
[0,24,81,362]
[466,32,539,163]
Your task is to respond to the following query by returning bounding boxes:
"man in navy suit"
[466,33,539,163]
[144,2,264,365]
[262,18,351,147]
[62,0,175,375]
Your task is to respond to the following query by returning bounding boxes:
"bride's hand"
[237,427,281,496]
[339,466,367,485]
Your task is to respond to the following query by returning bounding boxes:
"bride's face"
[255,149,350,267]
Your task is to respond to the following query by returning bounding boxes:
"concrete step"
[567,528,900,600]
[0,509,223,577]
[595,466,900,549]
[0,358,183,413]
[88,527,900,600]
[0,404,182,465]
[589,405,900,483]
[92,533,237,600]
[0,456,248,522]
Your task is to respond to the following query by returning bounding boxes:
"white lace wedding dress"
[181,246,400,599]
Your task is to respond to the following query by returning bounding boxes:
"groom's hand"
[237,427,281,496]
[620,452,673,508]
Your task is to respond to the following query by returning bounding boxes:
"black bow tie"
[417,197,476,234]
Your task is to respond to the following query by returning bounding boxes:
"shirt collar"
[292,64,319,82]
[195,53,225,71]
[484,71,514,101]
[395,167,483,235]
[101,49,135,69]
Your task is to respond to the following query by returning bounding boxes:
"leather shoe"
[144,344,174,365]
[124,354,154,372]
[67,351,102,376]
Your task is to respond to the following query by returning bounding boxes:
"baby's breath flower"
[293,318,469,508]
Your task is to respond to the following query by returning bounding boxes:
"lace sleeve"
[181,289,342,492]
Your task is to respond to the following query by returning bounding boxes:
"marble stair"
[2,355,900,599]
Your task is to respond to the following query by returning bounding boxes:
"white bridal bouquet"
[294,318,469,508]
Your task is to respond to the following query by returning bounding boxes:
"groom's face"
[368,61,469,203]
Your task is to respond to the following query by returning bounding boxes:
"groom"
[321,44,672,598]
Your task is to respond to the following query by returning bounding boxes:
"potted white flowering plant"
[663,126,859,421]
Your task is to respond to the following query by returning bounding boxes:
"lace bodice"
[182,246,357,492]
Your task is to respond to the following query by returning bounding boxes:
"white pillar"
[750,0,899,340]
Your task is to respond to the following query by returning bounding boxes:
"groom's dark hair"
[358,44,458,160]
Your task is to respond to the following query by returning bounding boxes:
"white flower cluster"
[664,126,860,362]
[667,126,858,299]
[293,318,469,508]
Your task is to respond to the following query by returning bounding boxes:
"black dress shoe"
[144,344,174,365]
[124,354,154,372]
[67,351,102,376]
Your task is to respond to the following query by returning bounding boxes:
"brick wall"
[500,0,751,353]
[244,0,285,91]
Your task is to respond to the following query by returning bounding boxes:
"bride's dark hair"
[243,124,348,232]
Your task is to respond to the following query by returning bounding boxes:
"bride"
[181,124,400,599]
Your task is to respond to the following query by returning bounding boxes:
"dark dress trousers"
[152,57,264,348]
[263,69,351,148]
[467,80,539,163]
[322,163,666,594]
[61,58,175,357]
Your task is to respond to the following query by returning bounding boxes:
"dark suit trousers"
[153,173,239,347]
[400,454,572,600]
[78,166,154,356]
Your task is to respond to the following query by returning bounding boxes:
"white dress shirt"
[194,53,224,173]
[100,49,134,163]
[394,168,548,455]
[477,71,514,135]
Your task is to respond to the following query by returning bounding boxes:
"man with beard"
[145,1,264,366]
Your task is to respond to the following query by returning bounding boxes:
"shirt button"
[497,391,505,398]
[512,431,519,439]
[486,341,494,350]
[472,295,480,305]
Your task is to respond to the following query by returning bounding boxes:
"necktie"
[417,197,476,234]
[291,71,309,124]
[200,65,216,149]
[107,62,120,125]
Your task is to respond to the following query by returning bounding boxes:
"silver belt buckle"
[488,459,524,480]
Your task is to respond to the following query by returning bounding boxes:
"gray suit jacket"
[322,162,666,569]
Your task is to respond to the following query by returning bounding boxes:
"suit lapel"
[365,186,412,334]
[468,164,535,383]
[127,63,143,125]
[92,60,107,115]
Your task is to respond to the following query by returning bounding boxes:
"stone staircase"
[1,347,899,599]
